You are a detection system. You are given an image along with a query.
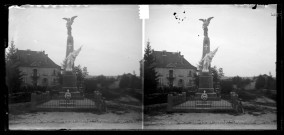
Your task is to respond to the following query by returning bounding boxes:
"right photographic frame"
[143,4,278,130]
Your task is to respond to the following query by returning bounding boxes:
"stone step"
[59,100,75,106]
[195,102,212,108]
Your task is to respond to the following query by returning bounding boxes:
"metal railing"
[30,91,107,112]
[167,92,244,113]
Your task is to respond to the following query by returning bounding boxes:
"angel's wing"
[199,19,205,22]
[211,47,219,57]
[71,16,78,21]
[207,17,214,23]
[73,46,82,57]
[62,18,69,21]
[207,17,214,21]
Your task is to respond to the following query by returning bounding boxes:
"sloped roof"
[153,51,196,69]
[16,50,60,68]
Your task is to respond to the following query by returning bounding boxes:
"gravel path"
[9,111,142,130]
[144,112,276,130]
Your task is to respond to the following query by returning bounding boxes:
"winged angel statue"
[200,47,219,72]
[199,17,214,30]
[64,46,82,71]
[63,16,78,36]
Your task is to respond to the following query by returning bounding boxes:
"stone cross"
[204,44,209,51]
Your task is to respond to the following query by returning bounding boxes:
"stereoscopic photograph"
[7,5,142,130]
[143,4,277,130]
[6,4,278,131]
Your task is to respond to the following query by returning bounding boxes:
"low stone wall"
[167,92,186,112]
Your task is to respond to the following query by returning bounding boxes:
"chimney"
[26,50,31,63]
[181,55,184,64]
[162,50,166,65]
[162,50,166,56]
[45,54,48,63]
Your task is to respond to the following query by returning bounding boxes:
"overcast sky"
[146,5,277,77]
[9,5,142,76]
[8,5,277,77]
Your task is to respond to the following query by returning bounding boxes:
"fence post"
[167,94,173,112]
[46,91,50,100]
[182,92,186,102]
[30,93,37,110]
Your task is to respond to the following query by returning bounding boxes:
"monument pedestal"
[62,71,77,92]
[195,72,220,101]
[61,71,83,99]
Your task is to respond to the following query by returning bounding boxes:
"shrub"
[144,93,168,105]
[220,80,233,95]
[9,92,31,104]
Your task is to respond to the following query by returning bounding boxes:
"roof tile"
[153,51,196,69]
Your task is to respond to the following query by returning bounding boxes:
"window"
[42,78,48,86]
[188,79,193,86]
[53,78,56,84]
[159,78,163,87]
[169,70,173,77]
[188,70,192,77]
[53,69,56,76]
[178,79,184,87]
[33,69,37,76]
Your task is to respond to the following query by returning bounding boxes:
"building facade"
[153,50,197,88]
[15,49,61,87]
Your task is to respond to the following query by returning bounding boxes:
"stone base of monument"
[59,100,75,106]
[196,72,220,101]
[61,71,84,99]
[194,92,220,101]
[62,71,77,92]
[195,101,212,108]
[199,72,213,88]
[58,91,84,100]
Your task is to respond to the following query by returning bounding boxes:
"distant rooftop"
[15,49,60,68]
[152,50,196,69]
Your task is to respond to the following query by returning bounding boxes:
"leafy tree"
[210,66,224,89]
[83,67,88,77]
[220,80,233,96]
[218,68,224,79]
[74,65,88,88]
[255,74,276,90]
[119,73,142,89]
[144,41,159,95]
[119,73,131,88]
[255,75,266,89]
[84,78,97,94]
[5,41,23,94]
[231,76,251,89]
[266,76,276,90]
[211,66,219,83]
[131,74,142,89]
[232,76,242,88]
[96,75,115,88]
